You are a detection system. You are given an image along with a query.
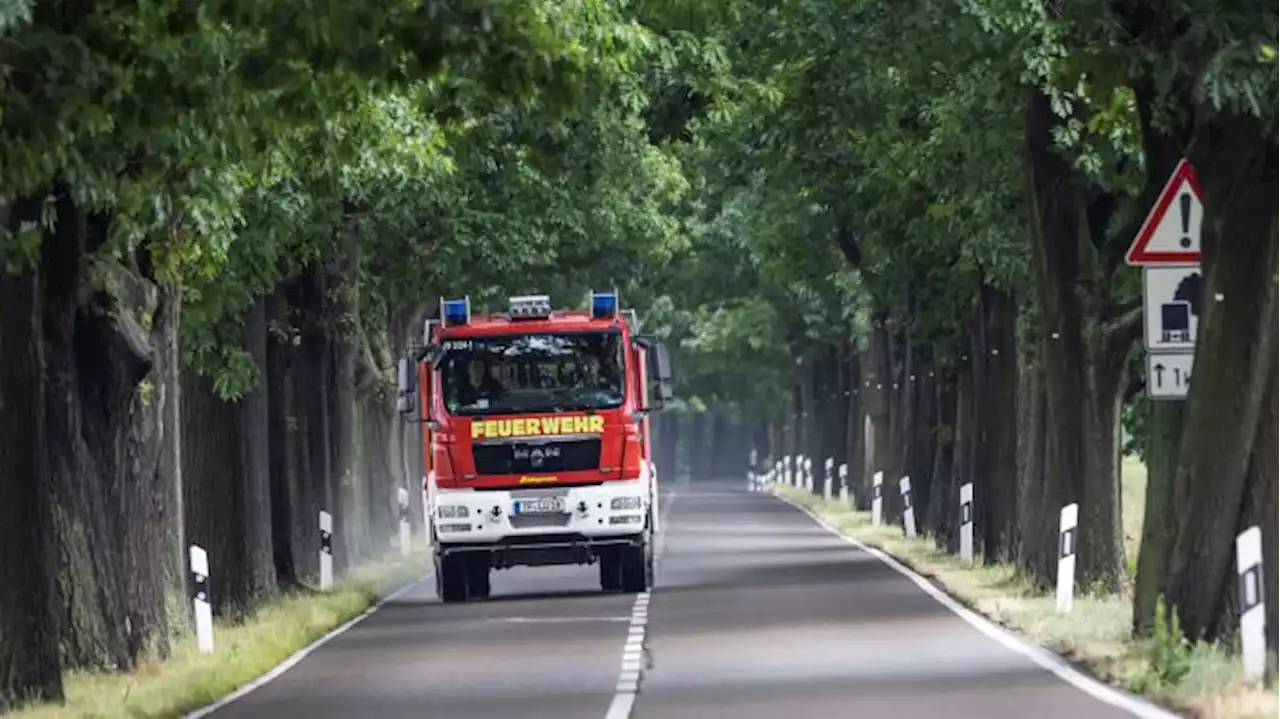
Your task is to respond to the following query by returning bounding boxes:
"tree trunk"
[1024,88,1131,592]
[975,284,1019,563]
[42,198,153,672]
[0,238,64,706]
[1133,400,1186,636]
[1015,343,1054,578]
[1160,112,1278,640]
[329,221,362,572]
[925,369,958,542]
[236,298,278,603]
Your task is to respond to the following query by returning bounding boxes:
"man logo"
[530,448,545,468]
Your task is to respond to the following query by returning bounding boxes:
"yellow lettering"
[468,415,607,440]
[519,475,558,485]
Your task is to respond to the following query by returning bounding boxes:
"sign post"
[1127,159,1202,402]
[959,483,974,563]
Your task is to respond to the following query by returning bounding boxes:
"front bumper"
[432,480,649,544]
[431,481,650,568]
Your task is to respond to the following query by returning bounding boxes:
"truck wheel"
[438,553,468,604]
[466,556,491,600]
[619,538,652,593]
[598,550,622,592]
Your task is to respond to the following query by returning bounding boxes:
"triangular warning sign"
[1126,159,1203,266]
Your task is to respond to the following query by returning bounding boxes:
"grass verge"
[13,548,429,719]
[769,483,1277,719]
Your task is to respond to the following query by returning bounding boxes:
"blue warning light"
[590,290,618,319]
[441,297,470,327]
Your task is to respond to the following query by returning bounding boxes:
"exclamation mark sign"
[1178,193,1192,248]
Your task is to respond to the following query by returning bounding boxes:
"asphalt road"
[200,480,1174,719]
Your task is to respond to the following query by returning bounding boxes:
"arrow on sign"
[1153,362,1166,387]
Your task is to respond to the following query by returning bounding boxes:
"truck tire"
[466,556,491,600]
[619,537,652,593]
[598,549,622,592]
[438,552,469,604]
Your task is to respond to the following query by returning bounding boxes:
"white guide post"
[1056,503,1078,613]
[900,476,917,539]
[189,545,214,654]
[1236,526,1266,683]
[823,457,834,501]
[398,486,411,557]
[871,471,884,526]
[959,483,974,563]
[319,510,334,592]
[804,457,813,492]
[838,463,849,506]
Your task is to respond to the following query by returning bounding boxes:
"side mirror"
[653,342,673,404]
[396,358,416,416]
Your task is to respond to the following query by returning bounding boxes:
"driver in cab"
[458,357,507,407]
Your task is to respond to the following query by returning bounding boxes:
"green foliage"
[1129,596,1194,692]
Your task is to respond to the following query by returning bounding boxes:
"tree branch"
[1104,303,1144,347]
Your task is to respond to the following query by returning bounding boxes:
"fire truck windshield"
[440,331,625,416]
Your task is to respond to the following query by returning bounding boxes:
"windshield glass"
[440,331,625,416]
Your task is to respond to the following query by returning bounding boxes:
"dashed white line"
[604,491,675,719]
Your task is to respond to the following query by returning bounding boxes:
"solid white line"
[185,573,431,718]
[770,492,1182,719]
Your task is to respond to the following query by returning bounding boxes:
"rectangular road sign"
[1146,351,1193,400]
[1144,266,1201,352]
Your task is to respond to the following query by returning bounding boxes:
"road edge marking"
[770,492,1181,719]
[184,573,431,718]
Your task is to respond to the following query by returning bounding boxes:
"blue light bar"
[590,290,618,319]
[441,297,470,327]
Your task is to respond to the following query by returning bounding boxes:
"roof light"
[509,295,552,319]
[441,297,470,327]
[590,290,618,319]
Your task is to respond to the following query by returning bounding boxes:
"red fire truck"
[396,291,673,603]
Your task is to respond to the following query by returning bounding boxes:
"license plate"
[513,497,566,515]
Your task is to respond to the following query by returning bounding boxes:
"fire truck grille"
[472,438,602,476]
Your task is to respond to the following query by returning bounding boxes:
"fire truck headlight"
[437,505,470,519]
[610,496,643,511]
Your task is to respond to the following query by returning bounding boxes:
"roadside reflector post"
[804,457,813,492]
[398,486,411,557]
[1056,503,1078,613]
[900,476,917,538]
[823,457,834,501]
[320,510,334,592]
[783,455,793,486]
[1236,526,1266,683]
[872,471,884,526]
[838,464,849,506]
[959,483,974,563]
[189,545,214,654]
